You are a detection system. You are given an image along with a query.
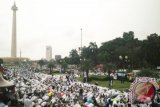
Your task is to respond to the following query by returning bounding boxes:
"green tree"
[67,31,160,71]
[88,42,98,66]
[123,31,134,41]
[48,60,55,74]
[0,59,3,66]
[81,42,98,67]
[80,44,94,81]
[60,58,68,73]
[137,69,160,78]
[141,33,160,68]
[69,49,80,66]
[81,58,91,82]
[79,42,98,82]
[38,59,45,70]
[98,31,142,69]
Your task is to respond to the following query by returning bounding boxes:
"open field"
[77,75,131,92]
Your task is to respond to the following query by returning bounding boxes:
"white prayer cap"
[89,103,94,107]
[31,96,37,101]
[73,103,81,107]
[62,94,66,99]
[32,102,35,106]
[41,102,47,106]
[20,87,25,91]
[51,98,56,103]
[42,95,49,101]
[37,98,43,104]
[35,105,41,107]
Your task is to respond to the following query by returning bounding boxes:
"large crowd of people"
[0,66,160,107]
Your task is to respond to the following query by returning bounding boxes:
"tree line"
[66,31,160,70]
[37,31,160,78]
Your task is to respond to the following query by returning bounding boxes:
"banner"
[129,77,159,104]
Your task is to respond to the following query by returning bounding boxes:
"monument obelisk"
[0,2,28,62]
[11,2,18,58]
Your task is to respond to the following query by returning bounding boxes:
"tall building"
[46,46,52,61]
[11,2,18,57]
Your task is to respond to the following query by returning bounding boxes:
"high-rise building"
[46,46,52,61]
[11,2,18,57]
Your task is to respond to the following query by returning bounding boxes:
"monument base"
[0,57,29,63]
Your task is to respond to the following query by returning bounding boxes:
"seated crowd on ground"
[0,66,160,107]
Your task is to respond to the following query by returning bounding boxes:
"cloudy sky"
[0,0,160,60]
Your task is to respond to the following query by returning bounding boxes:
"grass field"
[77,75,131,92]
[48,71,131,91]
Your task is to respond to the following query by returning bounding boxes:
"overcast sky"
[0,0,160,60]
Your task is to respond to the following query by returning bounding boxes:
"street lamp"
[80,28,85,82]
[119,55,123,60]
[119,55,128,70]
[119,55,128,83]
[80,28,82,51]
[125,56,128,60]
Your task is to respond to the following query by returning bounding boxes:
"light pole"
[119,55,128,83]
[80,28,82,51]
[119,55,128,70]
[80,28,85,82]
